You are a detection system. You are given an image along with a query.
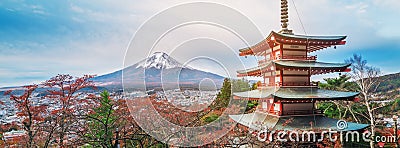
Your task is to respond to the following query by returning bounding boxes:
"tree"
[318,75,360,122]
[251,81,261,90]
[214,78,232,109]
[43,74,95,147]
[81,91,159,147]
[202,113,219,124]
[346,54,383,148]
[231,79,251,92]
[391,98,400,112]
[4,85,47,148]
[319,75,358,92]
[83,91,117,147]
[214,78,251,110]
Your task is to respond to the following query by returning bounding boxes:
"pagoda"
[229,0,368,138]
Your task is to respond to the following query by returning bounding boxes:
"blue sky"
[1,0,400,87]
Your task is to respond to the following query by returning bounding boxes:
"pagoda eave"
[273,87,359,101]
[233,87,359,101]
[274,96,357,102]
[236,61,351,77]
[271,31,347,42]
[238,31,347,56]
[229,113,369,131]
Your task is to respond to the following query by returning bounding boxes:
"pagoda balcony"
[266,109,323,116]
[277,82,318,87]
[257,82,318,89]
[282,109,323,116]
[258,55,317,65]
[273,55,317,61]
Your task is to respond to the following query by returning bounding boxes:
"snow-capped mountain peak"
[136,52,185,69]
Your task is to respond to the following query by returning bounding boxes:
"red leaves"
[4,89,12,95]
[4,74,96,147]
[51,109,60,115]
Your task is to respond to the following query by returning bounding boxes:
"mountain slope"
[92,52,225,90]
[374,72,400,99]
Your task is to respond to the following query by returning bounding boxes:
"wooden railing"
[259,108,323,116]
[274,55,317,60]
[282,109,323,116]
[258,55,317,65]
[257,82,318,88]
[277,82,318,87]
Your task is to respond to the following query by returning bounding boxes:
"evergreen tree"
[214,78,232,109]
[231,79,251,92]
[217,78,231,100]
[85,91,117,147]
[318,75,359,121]
[318,74,358,91]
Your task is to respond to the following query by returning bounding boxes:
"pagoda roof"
[271,31,346,41]
[233,87,359,100]
[237,60,350,77]
[229,113,368,131]
[239,31,347,56]
[236,61,271,76]
[274,60,350,69]
[233,87,276,99]
[273,87,359,100]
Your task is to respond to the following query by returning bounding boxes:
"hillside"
[376,72,400,92]
[375,72,400,98]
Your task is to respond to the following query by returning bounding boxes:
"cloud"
[0,0,399,87]
[345,2,368,14]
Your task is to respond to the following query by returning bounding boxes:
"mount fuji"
[92,52,225,90]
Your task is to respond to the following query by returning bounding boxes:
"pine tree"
[85,91,117,147]
[215,78,231,108]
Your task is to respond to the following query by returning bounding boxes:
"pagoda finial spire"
[279,0,293,34]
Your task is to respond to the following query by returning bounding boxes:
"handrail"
[255,82,320,89]
[278,82,318,87]
[258,55,317,65]
[282,109,323,115]
[275,55,317,60]
[257,82,318,88]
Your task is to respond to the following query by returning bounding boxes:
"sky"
[1,0,400,87]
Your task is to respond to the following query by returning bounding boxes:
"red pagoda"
[229,0,368,137]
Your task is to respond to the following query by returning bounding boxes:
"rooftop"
[229,112,368,131]
[233,87,359,101]
[239,31,347,56]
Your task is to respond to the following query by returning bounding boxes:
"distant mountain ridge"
[92,52,225,90]
[375,72,400,98]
